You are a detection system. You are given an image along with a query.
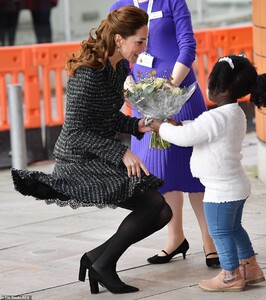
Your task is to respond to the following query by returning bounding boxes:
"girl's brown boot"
[199,268,245,292]
[240,255,265,285]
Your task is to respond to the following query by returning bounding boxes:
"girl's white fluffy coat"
[159,103,251,203]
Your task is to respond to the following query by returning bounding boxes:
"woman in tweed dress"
[11,6,172,294]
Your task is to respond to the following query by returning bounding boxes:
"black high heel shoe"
[89,266,139,294]
[205,251,220,268]
[147,239,189,264]
[79,253,92,282]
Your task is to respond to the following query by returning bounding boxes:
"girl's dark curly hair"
[66,6,148,76]
[208,55,266,108]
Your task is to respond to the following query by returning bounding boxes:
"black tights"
[88,190,172,284]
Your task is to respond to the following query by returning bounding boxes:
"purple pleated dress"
[110,0,206,193]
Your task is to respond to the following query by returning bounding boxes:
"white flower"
[153,78,165,89]
[141,82,150,90]
[172,87,182,96]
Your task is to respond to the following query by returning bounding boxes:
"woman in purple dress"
[110,0,219,267]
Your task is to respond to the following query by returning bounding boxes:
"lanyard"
[133,0,154,29]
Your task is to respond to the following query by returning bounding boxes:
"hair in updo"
[208,55,266,108]
[66,6,148,76]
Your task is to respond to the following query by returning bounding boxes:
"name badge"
[136,52,154,68]
[149,11,163,19]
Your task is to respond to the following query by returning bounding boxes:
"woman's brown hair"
[66,6,148,76]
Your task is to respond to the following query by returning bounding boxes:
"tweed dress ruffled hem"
[11,165,163,209]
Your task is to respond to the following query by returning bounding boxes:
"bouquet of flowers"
[125,71,197,149]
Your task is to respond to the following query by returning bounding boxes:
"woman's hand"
[138,118,151,133]
[122,149,150,178]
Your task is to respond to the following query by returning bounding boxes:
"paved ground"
[0,131,265,300]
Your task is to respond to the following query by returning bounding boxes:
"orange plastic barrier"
[123,100,133,117]
[32,42,80,126]
[253,0,266,143]
[0,46,41,131]
[193,30,217,107]
[30,42,80,158]
[255,107,266,142]
[211,26,253,59]
[0,46,46,167]
[209,26,253,104]
[194,26,253,106]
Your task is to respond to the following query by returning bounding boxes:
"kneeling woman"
[11,6,172,295]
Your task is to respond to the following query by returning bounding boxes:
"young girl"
[149,55,266,292]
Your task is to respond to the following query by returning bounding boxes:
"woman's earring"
[116,43,121,53]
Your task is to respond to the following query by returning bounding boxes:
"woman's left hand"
[149,119,164,132]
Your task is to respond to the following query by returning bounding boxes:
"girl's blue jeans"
[204,199,254,271]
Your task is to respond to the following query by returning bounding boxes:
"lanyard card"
[136,52,154,68]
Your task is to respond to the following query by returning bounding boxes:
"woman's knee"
[144,190,172,222]
[142,189,165,209]
[143,190,172,223]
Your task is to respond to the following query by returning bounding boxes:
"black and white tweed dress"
[11,60,163,209]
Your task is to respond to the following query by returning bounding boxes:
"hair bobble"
[219,57,234,69]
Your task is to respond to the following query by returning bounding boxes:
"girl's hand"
[149,119,183,132]
[149,119,164,132]
[122,149,150,178]
[168,119,183,126]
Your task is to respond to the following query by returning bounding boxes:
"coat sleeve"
[115,111,144,140]
[159,110,226,147]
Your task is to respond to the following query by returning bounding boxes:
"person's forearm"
[171,62,190,86]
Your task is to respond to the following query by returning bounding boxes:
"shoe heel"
[89,275,99,294]
[182,250,187,259]
[78,264,87,282]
